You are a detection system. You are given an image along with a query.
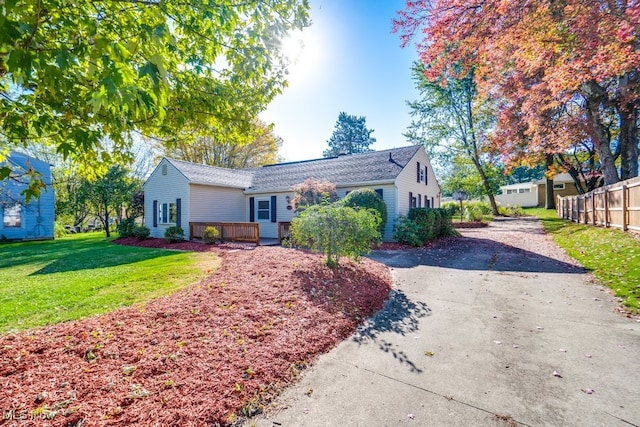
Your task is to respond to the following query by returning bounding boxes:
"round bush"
[117,217,136,238]
[202,226,219,244]
[164,226,185,243]
[133,225,151,240]
[341,188,387,234]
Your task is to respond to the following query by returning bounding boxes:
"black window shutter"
[417,194,421,208]
[409,192,413,208]
[425,166,428,185]
[249,197,255,222]
[416,162,421,182]
[375,189,383,198]
[152,200,158,227]
[176,198,181,227]
[270,195,277,222]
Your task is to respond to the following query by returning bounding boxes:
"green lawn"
[527,208,640,313]
[0,233,219,334]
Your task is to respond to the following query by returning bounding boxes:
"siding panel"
[0,153,54,240]
[143,158,190,238]
[190,184,246,224]
[395,148,441,222]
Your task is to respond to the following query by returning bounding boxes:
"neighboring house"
[0,152,55,240]
[496,173,578,208]
[143,145,440,241]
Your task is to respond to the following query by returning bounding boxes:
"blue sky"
[261,0,420,162]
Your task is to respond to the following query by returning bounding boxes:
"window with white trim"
[553,183,565,190]
[518,188,531,193]
[257,199,271,221]
[420,168,425,183]
[3,203,21,228]
[159,202,177,224]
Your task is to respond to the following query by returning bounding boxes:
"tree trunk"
[619,106,639,180]
[471,156,499,215]
[545,154,556,209]
[557,154,587,194]
[103,200,111,238]
[582,81,620,185]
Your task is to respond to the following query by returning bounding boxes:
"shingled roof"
[165,145,422,192]
[248,145,421,192]
[166,158,254,188]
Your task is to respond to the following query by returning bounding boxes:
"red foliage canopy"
[394,0,640,184]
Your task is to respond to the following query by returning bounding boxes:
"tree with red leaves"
[394,0,640,185]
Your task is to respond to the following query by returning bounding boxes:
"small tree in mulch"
[289,204,381,269]
[291,179,338,212]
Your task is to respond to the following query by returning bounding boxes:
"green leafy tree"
[323,112,376,157]
[83,165,139,237]
[289,204,381,269]
[0,0,310,199]
[160,119,283,168]
[439,155,502,200]
[405,63,500,214]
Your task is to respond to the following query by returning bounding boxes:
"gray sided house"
[143,145,440,242]
[0,152,55,240]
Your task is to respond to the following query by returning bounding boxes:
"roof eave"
[189,181,249,189]
[243,179,397,194]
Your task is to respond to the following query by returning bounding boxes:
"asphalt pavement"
[244,217,640,427]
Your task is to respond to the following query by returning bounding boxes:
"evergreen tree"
[323,112,376,157]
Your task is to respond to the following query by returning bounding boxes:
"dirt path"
[246,217,640,427]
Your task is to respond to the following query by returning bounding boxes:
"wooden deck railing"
[278,221,291,243]
[189,222,260,245]
[557,176,640,232]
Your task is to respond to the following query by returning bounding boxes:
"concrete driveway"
[245,217,640,427]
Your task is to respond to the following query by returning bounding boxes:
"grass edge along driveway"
[0,233,219,334]
[528,207,640,314]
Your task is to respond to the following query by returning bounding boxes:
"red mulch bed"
[0,242,392,426]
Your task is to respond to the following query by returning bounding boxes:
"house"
[143,145,440,242]
[0,152,55,240]
[495,173,578,208]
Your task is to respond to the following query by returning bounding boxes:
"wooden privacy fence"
[189,222,260,245]
[556,177,640,232]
